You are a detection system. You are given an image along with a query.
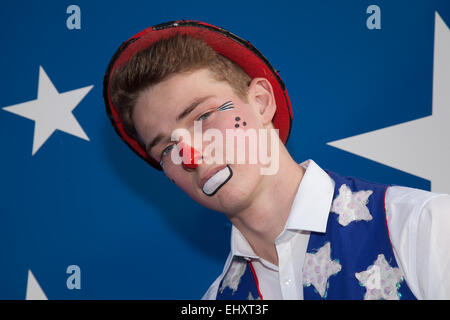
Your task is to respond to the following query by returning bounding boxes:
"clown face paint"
[160,101,234,169]
[202,165,233,196]
[234,116,247,128]
[217,101,235,112]
[200,101,235,196]
[200,101,236,196]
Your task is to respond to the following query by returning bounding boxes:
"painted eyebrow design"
[146,100,234,157]
[217,101,234,111]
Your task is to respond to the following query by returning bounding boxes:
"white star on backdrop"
[26,270,47,300]
[327,12,450,194]
[2,66,93,155]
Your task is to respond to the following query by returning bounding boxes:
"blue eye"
[197,111,212,121]
[161,144,174,158]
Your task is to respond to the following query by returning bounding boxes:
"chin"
[207,173,261,215]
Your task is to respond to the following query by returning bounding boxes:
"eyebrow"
[145,95,215,156]
[176,95,215,121]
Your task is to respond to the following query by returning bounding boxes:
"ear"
[248,77,276,126]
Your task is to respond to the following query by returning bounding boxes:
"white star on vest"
[2,66,93,155]
[331,184,373,226]
[355,254,404,300]
[303,242,342,298]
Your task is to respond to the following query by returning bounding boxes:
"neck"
[228,148,305,266]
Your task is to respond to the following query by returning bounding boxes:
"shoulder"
[384,185,450,299]
[385,185,450,226]
[385,185,446,205]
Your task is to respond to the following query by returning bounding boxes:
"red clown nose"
[178,143,201,169]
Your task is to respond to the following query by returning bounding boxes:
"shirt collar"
[284,159,335,233]
[230,225,259,260]
[230,159,335,259]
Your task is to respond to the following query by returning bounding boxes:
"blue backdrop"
[1,0,449,299]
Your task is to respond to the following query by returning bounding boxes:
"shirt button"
[284,278,292,286]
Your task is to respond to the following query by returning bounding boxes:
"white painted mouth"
[202,166,233,196]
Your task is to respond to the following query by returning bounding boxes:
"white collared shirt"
[202,159,450,300]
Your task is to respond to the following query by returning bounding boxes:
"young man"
[103,20,450,300]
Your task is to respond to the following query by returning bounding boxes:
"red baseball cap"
[103,20,293,170]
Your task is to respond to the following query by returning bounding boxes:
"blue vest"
[216,170,417,300]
